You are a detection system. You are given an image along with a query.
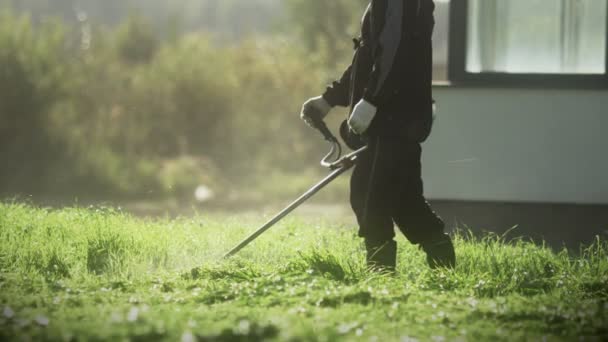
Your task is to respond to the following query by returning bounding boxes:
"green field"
[0,202,607,341]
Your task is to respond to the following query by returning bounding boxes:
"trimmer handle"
[305,107,338,143]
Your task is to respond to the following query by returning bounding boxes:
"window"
[433,0,451,81]
[448,0,608,87]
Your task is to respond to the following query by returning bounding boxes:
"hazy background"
[0,0,452,207]
[1,1,606,248]
[1,0,390,205]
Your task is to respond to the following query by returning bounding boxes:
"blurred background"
[0,0,449,204]
[0,0,360,203]
[1,0,607,248]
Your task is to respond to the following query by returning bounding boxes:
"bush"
[0,11,336,200]
[0,11,70,193]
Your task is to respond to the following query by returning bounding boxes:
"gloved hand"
[300,96,332,127]
[348,99,377,135]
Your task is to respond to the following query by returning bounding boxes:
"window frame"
[447,0,608,88]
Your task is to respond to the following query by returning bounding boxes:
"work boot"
[365,239,397,273]
[421,234,456,269]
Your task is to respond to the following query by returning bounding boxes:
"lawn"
[0,202,606,341]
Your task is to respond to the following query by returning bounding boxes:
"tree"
[282,0,368,66]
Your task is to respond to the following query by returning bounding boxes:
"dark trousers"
[350,135,444,244]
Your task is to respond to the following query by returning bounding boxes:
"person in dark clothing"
[301,0,455,271]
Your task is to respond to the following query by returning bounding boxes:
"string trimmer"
[223,111,367,258]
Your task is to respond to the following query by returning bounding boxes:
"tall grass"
[1,202,607,340]
[1,202,606,296]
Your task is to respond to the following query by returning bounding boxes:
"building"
[427,0,608,249]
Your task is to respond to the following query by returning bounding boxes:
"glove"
[300,96,332,127]
[348,99,377,135]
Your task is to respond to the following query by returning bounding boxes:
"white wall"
[423,87,608,204]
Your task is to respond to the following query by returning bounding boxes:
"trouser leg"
[350,137,396,270]
[365,239,396,272]
[350,136,455,270]
[390,142,455,268]
[350,137,395,242]
[390,143,444,244]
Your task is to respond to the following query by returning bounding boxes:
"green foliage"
[86,232,130,275]
[115,15,159,64]
[282,0,368,68]
[0,10,334,199]
[0,10,70,193]
[1,0,283,39]
[0,203,607,340]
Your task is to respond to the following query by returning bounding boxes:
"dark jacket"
[322,0,435,138]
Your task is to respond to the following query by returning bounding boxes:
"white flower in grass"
[194,185,214,202]
[35,315,49,326]
[3,307,14,319]
[181,331,195,342]
[127,307,139,322]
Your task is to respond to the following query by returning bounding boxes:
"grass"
[0,202,607,341]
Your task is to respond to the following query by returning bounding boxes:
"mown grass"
[0,202,607,341]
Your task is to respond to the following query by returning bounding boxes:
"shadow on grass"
[313,290,374,308]
[466,304,608,338]
[87,233,129,275]
[186,263,261,282]
[297,249,366,283]
[184,320,279,342]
